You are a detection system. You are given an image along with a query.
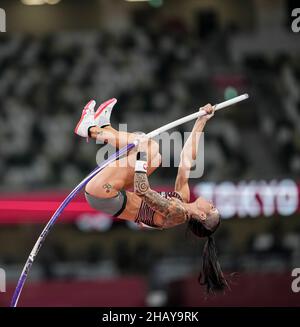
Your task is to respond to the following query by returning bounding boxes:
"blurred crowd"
[1,18,299,191]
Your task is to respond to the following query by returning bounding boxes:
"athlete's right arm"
[175,104,214,202]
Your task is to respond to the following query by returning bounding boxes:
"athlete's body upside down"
[75,98,228,293]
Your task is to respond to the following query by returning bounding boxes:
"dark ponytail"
[187,218,228,294]
[199,236,228,293]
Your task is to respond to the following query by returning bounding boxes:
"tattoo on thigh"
[103,183,113,193]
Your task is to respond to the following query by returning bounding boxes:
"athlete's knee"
[151,152,162,167]
[135,137,159,159]
[147,139,160,159]
[157,152,162,166]
[147,153,161,175]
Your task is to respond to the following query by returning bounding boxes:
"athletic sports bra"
[135,191,183,229]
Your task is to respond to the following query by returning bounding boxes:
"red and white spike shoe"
[74,100,96,138]
[94,98,117,128]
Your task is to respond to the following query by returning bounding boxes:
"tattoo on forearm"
[134,173,150,195]
[134,172,188,228]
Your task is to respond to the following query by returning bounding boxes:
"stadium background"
[0,0,300,306]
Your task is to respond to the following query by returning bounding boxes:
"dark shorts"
[85,190,127,217]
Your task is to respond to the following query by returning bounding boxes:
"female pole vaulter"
[75,98,228,293]
[13,95,247,307]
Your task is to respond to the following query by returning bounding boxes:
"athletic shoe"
[94,98,117,128]
[74,100,96,138]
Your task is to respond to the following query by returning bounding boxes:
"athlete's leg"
[89,126,140,149]
[85,137,161,199]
